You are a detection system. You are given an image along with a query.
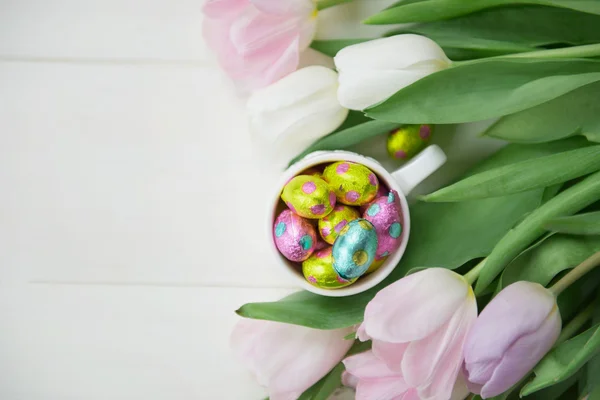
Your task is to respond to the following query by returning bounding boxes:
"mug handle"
[391,145,447,195]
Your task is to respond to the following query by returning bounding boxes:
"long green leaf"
[298,363,344,400]
[521,322,600,396]
[386,6,600,49]
[499,234,600,289]
[546,211,600,235]
[422,146,600,202]
[364,0,600,24]
[484,82,600,144]
[476,170,600,294]
[366,58,600,124]
[289,120,399,166]
[238,140,585,329]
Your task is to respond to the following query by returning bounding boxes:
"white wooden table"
[0,1,504,398]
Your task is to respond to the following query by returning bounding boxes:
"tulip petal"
[356,377,410,400]
[342,371,359,389]
[357,323,370,342]
[372,340,408,374]
[343,350,398,380]
[464,282,558,380]
[335,34,450,71]
[251,0,314,16]
[231,318,353,398]
[203,0,248,18]
[479,308,561,398]
[402,295,477,399]
[451,371,471,400]
[363,268,469,343]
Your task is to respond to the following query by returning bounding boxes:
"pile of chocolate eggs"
[273,161,404,290]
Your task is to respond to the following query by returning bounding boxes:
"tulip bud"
[247,66,349,165]
[463,281,562,399]
[334,34,451,110]
[231,318,353,400]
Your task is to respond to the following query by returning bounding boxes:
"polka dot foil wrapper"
[387,124,432,160]
[332,219,378,280]
[366,255,388,274]
[273,209,316,262]
[322,162,379,206]
[363,190,403,259]
[281,175,336,219]
[318,204,360,244]
[302,247,356,289]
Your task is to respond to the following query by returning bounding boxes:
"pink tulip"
[463,281,561,399]
[202,0,317,90]
[356,268,478,400]
[231,318,354,400]
[342,350,470,400]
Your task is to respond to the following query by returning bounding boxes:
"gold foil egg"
[322,162,379,206]
[318,204,360,244]
[302,247,356,289]
[387,124,432,160]
[281,175,336,219]
[365,255,387,274]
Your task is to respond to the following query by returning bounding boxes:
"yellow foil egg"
[302,247,357,289]
[387,124,432,160]
[365,255,387,274]
[322,162,379,206]
[318,204,360,244]
[281,175,336,219]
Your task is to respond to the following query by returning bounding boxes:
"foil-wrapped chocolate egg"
[300,167,323,178]
[281,175,336,219]
[365,255,387,274]
[387,124,432,160]
[273,209,316,262]
[302,247,357,289]
[363,190,403,259]
[322,162,379,206]
[360,183,389,214]
[332,219,378,279]
[318,205,360,244]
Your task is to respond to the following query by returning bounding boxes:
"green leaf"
[557,268,600,322]
[310,39,369,57]
[364,0,600,24]
[476,170,600,294]
[521,322,600,396]
[499,234,600,289]
[365,58,600,124]
[298,363,344,400]
[289,120,400,166]
[238,140,582,329]
[422,146,600,202]
[386,6,600,49]
[484,82,600,144]
[546,211,600,235]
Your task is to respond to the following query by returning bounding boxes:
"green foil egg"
[387,124,432,160]
[332,219,378,280]
[322,162,379,206]
[318,204,361,244]
[302,247,357,289]
[281,175,336,219]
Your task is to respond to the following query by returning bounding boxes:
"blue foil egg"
[332,219,378,279]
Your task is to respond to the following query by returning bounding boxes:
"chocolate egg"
[360,183,389,214]
[387,124,432,160]
[302,247,357,289]
[300,167,323,178]
[318,205,361,244]
[281,175,336,219]
[365,255,387,274]
[273,209,316,262]
[363,190,403,259]
[322,162,379,206]
[332,219,378,279]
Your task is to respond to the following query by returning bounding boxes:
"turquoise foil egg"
[332,219,378,280]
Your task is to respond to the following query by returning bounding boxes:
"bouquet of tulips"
[204,0,600,399]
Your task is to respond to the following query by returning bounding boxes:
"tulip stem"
[464,258,487,286]
[316,0,353,10]
[501,43,600,60]
[550,251,600,296]
[556,302,595,346]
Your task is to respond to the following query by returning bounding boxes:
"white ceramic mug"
[267,145,447,297]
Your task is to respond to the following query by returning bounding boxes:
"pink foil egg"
[363,190,403,259]
[273,209,317,262]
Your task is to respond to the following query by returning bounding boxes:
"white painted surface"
[0,0,505,399]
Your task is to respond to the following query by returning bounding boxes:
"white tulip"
[247,66,348,165]
[335,34,451,110]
